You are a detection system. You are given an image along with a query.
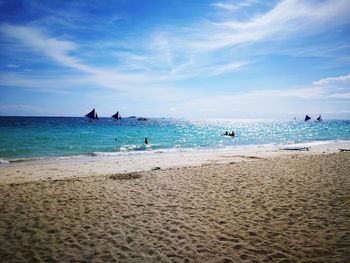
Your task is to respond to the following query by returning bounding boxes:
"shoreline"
[1,140,349,184]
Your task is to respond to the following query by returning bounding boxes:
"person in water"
[222,131,235,137]
[144,137,148,144]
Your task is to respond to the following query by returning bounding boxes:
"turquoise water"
[0,117,350,160]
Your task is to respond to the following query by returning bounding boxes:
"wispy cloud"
[6,64,19,68]
[177,72,350,118]
[0,72,84,92]
[0,22,246,98]
[2,0,349,81]
[313,73,350,86]
[0,24,85,71]
[123,0,350,79]
[212,0,256,11]
[312,73,350,99]
[210,61,248,76]
[0,104,47,115]
[0,24,189,99]
[184,0,350,51]
[225,72,350,100]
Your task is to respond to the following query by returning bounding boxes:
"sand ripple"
[0,153,350,262]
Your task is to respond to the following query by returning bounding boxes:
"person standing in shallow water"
[144,137,148,144]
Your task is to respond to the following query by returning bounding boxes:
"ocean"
[0,116,349,161]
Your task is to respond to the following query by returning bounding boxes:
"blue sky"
[0,0,350,119]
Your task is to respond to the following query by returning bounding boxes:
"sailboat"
[111,111,121,120]
[316,114,322,122]
[304,115,311,122]
[85,108,99,120]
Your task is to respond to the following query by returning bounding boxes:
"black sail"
[304,115,311,121]
[112,111,121,120]
[85,108,98,120]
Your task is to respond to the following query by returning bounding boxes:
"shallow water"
[0,117,349,159]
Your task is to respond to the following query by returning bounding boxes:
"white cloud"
[176,72,350,118]
[212,0,255,11]
[329,92,350,99]
[0,104,47,115]
[0,24,97,74]
[0,72,85,91]
[233,72,350,100]
[210,61,248,76]
[0,71,189,101]
[122,0,350,79]
[6,64,19,68]
[312,73,350,86]
[310,73,350,100]
[0,22,247,100]
[0,24,189,99]
[187,0,350,51]
[2,0,349,85]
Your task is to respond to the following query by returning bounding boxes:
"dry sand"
[0,145,350,262]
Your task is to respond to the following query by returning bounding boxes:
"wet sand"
[1,141,350,184]
[0,151,349,262]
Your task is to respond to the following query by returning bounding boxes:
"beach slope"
[0,153,350,262]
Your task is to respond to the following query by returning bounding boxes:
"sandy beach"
[0,143,350,262]
[2,0,350,261]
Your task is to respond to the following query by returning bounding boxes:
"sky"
[0,0,350,119]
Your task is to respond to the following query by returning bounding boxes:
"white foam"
[4,140,350,164]
[279,140,339,148]
[0,159,9,165]
[88,146,206,157]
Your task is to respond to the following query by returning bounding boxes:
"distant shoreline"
[1,140,350,184]
[1,139,350,162]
